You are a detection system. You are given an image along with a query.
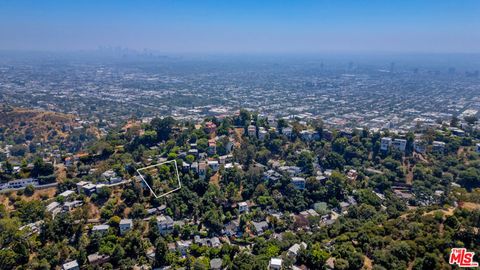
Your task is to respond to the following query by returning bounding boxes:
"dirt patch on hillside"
[460,202,480,210]
[210,172,220,187]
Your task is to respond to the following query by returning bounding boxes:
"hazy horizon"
[0,0,479,54]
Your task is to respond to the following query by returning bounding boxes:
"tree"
[151,117,176,141]
[9,145,27,157]
[130,203,147,219]
[96,186,112,201]
[306,243,329,267]
[31,158,54,177]
[140,130,158,145]
[121,189,137,206]
[323,152,345,171]
[237,109,251,126]
[24,184,35,197]
[326,171,347,201]
[459,167,480,189]
[155,238,168,267]
[0,249,16,270]
[335,258,350,270]
[450,116,459,127]
[14,200,45,223]
[297,151,314,174]
[112,244,126,265]
[464,115,478,125]
[232,252,256,270]
[333,137,349,154]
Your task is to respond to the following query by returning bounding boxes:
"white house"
[210,258,223,270]
[247,125,256,137]
[414,139,426,153]
[59,190,75,199]
[91,224,110,235]
[381,137,406,152]
[432,141,446,152]
[62,260,79,270]
[63,200,83,211]
[238,201,249,213]
[380,137,392,151]
[46,201,61,214]
[258,128,268,141]
[288,242,307,259]
[269,258,283,270]
[176,240,192,256]
[6,178,38,189]
[208,160,220,171]
[119,219,133,235]
[157,215,174,235]
[268,116,277,128]
[291,177,306,190]
[282,127,293,138]
[391,139,407,152]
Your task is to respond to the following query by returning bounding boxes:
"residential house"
[6,178,38,189]
[287,242,307,259]
[62,260,79,270]
[63,200,83,211]
[198,162,207,179]
[381,137,406,152]
[119,219,133,235]
[208,160,220,171]
[91,224,110,236]
[282,127,293,138]
[101,170,116,182]
[194,236,221,248]
[76,181,89,193]
[205,122,217,134]
[391,139,407,152]
[225,138,234,153]
[210,258,223,270]
[208,139,217,155]
[19,221,43,236]
[191,162,199,173]
[380,137,392,151]
[258,127,268,141]
[291,177,306,190]
[451,128,465,137]
[238,201,249,213]
[251,220,269,235]
[157,215,174,235]
[268,258,283,270]
[76,181,96,196]
[87,253,110,266]
[300,130,314,141]
[223,220,241,237]
[182,162,191,172]
[346,169,358,182]
[279,166,302,176]
[264,169,282,183]
[247,125,256,137]
[432,141,446,152]
[188,148,199,157]
[414,139,426,153]
[267,116,277,128]
[46,202,61,215]
[325,257,336,270]
[176,240,192,256]
[58,190,75,199]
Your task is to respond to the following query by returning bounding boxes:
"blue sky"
[0,0,479,53]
